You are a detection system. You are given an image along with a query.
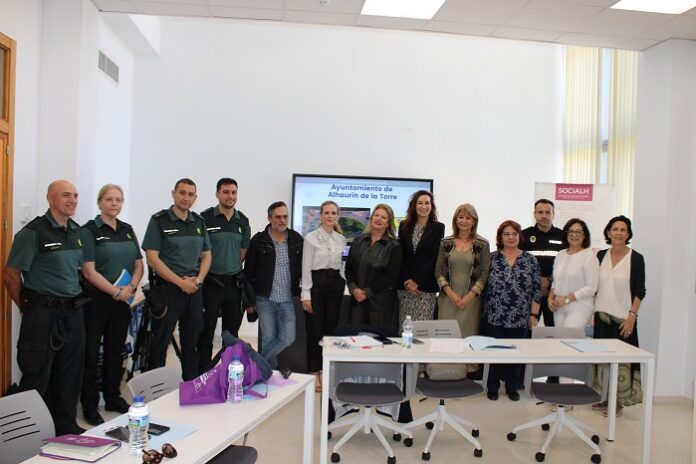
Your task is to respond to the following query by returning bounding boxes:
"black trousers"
[483,322,528,393]
[198,278,243,374]
[81,291,131,411]
[17,301,85,434]
[305,270,345,373]
[147,283,204,381]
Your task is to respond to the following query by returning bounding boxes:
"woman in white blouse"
[548,218,599,328]
[592,215,645,415]
[301,201,347,392]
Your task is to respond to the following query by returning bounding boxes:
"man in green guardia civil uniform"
[3,180,88,436]
[142,178,211,381]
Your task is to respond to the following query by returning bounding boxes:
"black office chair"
[328,325,416,464]
[507,327,602,463]
[207,445,258,463]
[404,320,484,461]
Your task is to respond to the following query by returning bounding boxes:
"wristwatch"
[195,278,203,288]
[564,297,571,305]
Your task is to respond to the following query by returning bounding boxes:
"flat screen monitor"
[292,174,434,252]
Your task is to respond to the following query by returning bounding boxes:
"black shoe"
[105,397,130,414]
[83,409,105,426]
[507,391,520,402]
[56,424,86,436]
[487,390,499,401]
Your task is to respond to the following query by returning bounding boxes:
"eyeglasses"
[567,229,585,236]
[142,444,177,463]
[502,232,519,237]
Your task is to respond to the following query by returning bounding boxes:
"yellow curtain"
[607,49,638,216]
[563,46,601,183]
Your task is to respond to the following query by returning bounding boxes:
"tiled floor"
[80,339,692,463]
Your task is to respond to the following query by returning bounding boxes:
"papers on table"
[428,338,471,353]
[333,335,383,349]
[562,339,614,353]
[464,336,519,352]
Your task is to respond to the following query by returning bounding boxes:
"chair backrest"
[128,366,181,402]
[412,320,461,339]
[524,326,591,394]
[0,390,55,464]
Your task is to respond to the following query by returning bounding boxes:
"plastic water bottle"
[128,395,149,455]
[227,357,244,404]
[402,315,414,349]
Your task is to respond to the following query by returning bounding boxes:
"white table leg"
[607,362,618,441]
[303,378,315,464]
[641,358,654,464]
[320,359,330,464]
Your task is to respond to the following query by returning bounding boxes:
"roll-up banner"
[534,183,614,249]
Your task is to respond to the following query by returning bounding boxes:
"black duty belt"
[207,273,243,288]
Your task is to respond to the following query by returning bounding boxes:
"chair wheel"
[591,454,602,463]
[507,432,516,441]
[421,452,431,461]
[535,452,545,462]
[331,452,340,463]
[392,433,401,442]
[591,434,600,444]
[425,421,434,430]
[541,423,550,431]
[474,448,483,458]
[472,428,480,437]
[387,456,396,464]
[404,437,413,447]
[328,431,332,440]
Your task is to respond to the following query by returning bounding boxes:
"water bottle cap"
[133,395,144,403]
[233,356,241,361]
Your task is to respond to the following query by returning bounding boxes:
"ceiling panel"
[92,0,696,50]
[504,0,604,31]
[283,10,357,26]
[134,2,210,16]
[208,5,282,20]
[433,0,528,26]
[284,0,365,14]
[640,15,696,40]
[425,20,497,35]
[569,8,673,36]
[492,26,565,42]
[208,0,281,7]
[355,15,427,30]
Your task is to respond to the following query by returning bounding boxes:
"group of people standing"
[3,179,644,437]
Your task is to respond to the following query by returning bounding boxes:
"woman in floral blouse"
[482,220,541,401]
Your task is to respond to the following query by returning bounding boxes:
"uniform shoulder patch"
[24,216,46,231]
[237,210,249,221]
[152,209,168,218]
[201,207,214,215]
[190,211,204,220]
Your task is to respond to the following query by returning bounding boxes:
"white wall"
[2,0,136,383]
[129,17,563,244]
[0,0,43,383]
[634,39,696,397]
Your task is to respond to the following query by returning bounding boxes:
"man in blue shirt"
[244,202,303,369]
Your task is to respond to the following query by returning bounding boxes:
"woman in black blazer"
[397,190,445,325]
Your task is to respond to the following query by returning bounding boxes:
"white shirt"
[552,248,599,310]
[300,227,347,300]
[596,250,632,319]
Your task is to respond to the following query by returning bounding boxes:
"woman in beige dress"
[435,203,491,362]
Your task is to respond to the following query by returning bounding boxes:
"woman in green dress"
[435,203,490,373]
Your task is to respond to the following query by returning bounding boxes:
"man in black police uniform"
[521,199,565,327]
[3,180,87,436]
[197,178,251,374]
[142,178,211,381]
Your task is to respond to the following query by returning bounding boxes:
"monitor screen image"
[292,174,434,246]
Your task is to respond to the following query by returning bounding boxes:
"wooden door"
[0,31,16,396]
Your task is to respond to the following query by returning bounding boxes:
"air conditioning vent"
[98,51,119,83]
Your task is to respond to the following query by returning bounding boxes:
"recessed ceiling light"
[361,0,447,20]
[610,0,696,14]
